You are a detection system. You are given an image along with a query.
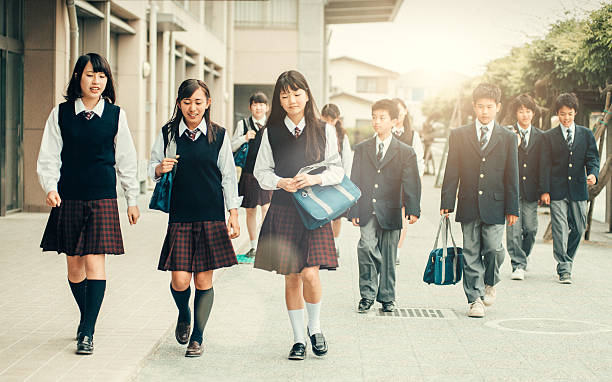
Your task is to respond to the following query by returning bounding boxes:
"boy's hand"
[440,209,449,217]
[352,218,360,227]
[46,191,61,207]
[227,209,240,239]
[407,215,418,224]
[540,193,550,205]
[587,174,596,186]
[506,214,518,226]
[127,206,140,225]
[278,178,298,193]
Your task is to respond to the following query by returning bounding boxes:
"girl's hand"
[278,178,298,193]
[292,174,321,189]
[127,206,140,225]
[155,155,180,177]
[46,191,61,207]
[227,209,240,239]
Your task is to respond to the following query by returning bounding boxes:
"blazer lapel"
[467,123,482,156]
[525,127,539,153]
[379,137,400,169]
[553,126,570,154]
[365,138,378,169]
[482,123,503,157]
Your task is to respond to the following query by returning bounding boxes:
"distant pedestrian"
[540,93,599,284]
[321,103,353,255]
[253,71,343,360]
[231,92,273,258]
[38,53,140,355]
[505,94,546,281]
[149,79,241,357]
[349,99,421,314]
[392,98,424,265]
[440,83,519,318]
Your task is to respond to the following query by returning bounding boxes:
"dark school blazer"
[441,122,520,225]
[348,136,421,230]
[540,125,600,201]
[508,124,546,202]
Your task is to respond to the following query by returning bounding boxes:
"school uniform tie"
[377,142,384,162]
[82,110,95,120]
[256,122,263,130]
[393,128,403,137]
[479,125,489,149]
[187,129,198,141]
[519,128,528,149]
[566,129,573,148]
[294,126,301,138]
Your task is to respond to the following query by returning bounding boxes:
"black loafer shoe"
[245,248,256,258]
[175,320,191,345]
[308,329,328,356]
[382,301,395,312]
[358,298,374,313]
[288,342,306,360]
[76,335,94,355]
[185,340,203,357]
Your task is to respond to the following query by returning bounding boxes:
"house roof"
[331,56,399,76]
[325,0,403,24]
[329,92,375,105]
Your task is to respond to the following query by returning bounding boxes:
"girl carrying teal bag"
[149,125,176,213]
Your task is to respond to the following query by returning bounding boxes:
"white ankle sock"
[287,309,306,345]
[250,240,258,250]
[305,301,321,335]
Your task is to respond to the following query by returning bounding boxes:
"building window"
[356,76,387,93]
[411,87,425,102]
[235,0,297,29]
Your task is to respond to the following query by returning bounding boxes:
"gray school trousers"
[506,199,538,271]
[460,218,505,303]
[357,217,400,303]
[550,199,587,275]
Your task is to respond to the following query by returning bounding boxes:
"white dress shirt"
[148,118,242,211]
[231,115,267,152]
[475,119,495,149]
[376,133,393,160]
[391,127,425,176]
[254,116,344,190]
[339,132,353,178]
[560,122,576,143]
[36,97,140,206]
[516,123,531,147]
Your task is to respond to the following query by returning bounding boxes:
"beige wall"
[329,94,372,130]
[330,58,398,100]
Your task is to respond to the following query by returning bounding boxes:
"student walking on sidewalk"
[38,53,140,355]
[149,79,241,357]
[253,70,344,360]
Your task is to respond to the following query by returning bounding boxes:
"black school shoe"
[288,342,306,360]
[382,301,395,312]
[175,320,191,345]
[76,335,94,355]
[308,329,328,356]
[357,298,374,313]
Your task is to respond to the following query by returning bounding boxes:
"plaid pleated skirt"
[40,198,124,256]
[158,221,237,273]
[238,172,273,208]
[254,204,338,275]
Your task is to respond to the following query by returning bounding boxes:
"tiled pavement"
[2,176,612,381]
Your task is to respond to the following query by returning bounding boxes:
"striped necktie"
[294,126,301,138]
[187,129,198,141]
[479,125,489,149]
[566,129,573,148]
[83,111,95,120]
[377,142,384,162]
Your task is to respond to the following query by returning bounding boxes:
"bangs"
[87,53,112,76]
[178,79,209,101]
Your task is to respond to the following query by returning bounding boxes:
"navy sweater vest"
[243,118,265,175]
[268,120,326,206]
[169,126,226,223]
[57,100,119,200]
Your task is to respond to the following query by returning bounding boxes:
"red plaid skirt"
[40,199,124,256]
[239,172,273,208]
[158,221,237,272]
[254,204,338,275]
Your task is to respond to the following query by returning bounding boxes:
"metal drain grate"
[375,307,458,319]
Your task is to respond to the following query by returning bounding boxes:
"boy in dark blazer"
[349,99,421,313]
[506,94,546,281]
[441,83,519,318]
[540,93,599,284]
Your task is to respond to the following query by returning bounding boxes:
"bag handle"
[296,152,341,175]
[162,124,177,159]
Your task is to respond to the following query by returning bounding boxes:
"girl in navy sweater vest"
[38,53,140,355]
[149,79,241,357]
[253,71,344,360]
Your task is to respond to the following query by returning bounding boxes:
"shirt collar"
[284,115,306,134]
[74,97,105,117]
[253,116,266,127]
[179,117,207,137]
[475,119,495,132]
[392,126,404,135]
[517,123,531,134]
[375,133,393,148]
[560,122,575,135]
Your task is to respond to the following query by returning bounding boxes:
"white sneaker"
[483,285,496,306]
[511,268,525,280]
[468,298,485,318]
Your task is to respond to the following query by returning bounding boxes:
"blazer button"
[372,198,377,203]
[523,164,527,168]
[374,184,379,188]
[377,169,381,174]
[522,176,526,180]
[482,158,486,162]
[568,176,572,180]
[480,174,484,178]
[569,163,573,168]
[570,151,573,155]
[478,190,483,195]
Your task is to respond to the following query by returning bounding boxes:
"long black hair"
[321,103,347,153]
[164,79,219,144]
[65,53,116,103]
[267,70,324,162]
[393,97,413,133]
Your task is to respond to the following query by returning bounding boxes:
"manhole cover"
[375,307,458,319]
[485,318,612,335]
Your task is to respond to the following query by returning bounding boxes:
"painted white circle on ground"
[485,318,612,335]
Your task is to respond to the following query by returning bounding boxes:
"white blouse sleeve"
[218,130,243,210]
[341,134,353,178]
[36,106,62,195]
[253,129,282,190]
[114,109,140,207]
[231,119,248,152]
[412,131,425,177]
[148,130,165,182]
[320,124,345,186]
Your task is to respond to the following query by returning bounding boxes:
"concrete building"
[1,0,234,215]
[232,0,403,124]
[329,56,399,129]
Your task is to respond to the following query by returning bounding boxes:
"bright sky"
[328,0,606,76]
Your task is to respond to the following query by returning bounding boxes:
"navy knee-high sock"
[80,279,106,338]
[170,284,191,323]
[190,287,214,344]
[68,278,87,330]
